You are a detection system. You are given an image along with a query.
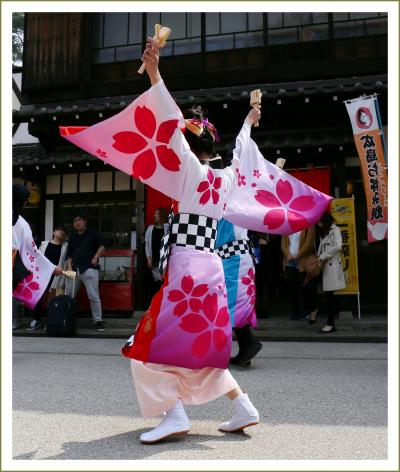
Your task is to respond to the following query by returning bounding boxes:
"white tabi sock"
[140,399,191,444]
[219,393,259,432]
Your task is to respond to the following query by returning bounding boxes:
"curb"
[13,329,387,343]
[13,316,387,343]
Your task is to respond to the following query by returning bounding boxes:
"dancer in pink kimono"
[13,184,63,310]
[61,38,261,443]
[59,38,332,444]
[126,40,261,442]
[216,219,262,367]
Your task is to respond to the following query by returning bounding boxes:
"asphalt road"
[12,338,387,461]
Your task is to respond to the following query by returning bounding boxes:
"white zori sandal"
[219,393,260,432]
[140,400,190,444]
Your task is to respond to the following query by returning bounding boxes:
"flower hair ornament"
[184,118,220,142]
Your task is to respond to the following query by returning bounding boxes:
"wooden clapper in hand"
[250,89,262,127]
[275,158,286,169]
[138,24,172,74]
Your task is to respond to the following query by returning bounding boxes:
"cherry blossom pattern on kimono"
[14,273,40,301]
[241,268,256,306]
[255,177,320,232]
[167,275,230,359]
[196,168,222,205]
[167,275,208,316]
[223,131,332,235]
[13,217,55,310]
[236,168,247,187]
[111,106,181,180]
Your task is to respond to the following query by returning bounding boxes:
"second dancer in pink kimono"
[216,219,262,367]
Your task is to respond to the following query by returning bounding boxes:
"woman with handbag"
[316,211,346,333]
[281,226,319,322]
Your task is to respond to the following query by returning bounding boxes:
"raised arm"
[234,108,262,161]
[224,107,261,188]
[60,38,207,201]
[141,37,162,86]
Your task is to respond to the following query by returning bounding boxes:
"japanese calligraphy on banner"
[344,95,388,243]
[330,198,359,295]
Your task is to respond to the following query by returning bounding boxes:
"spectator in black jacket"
[66,211,106,331]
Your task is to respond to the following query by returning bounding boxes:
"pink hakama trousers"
[131,360,239,418]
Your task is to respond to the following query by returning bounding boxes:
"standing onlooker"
[281,227,318,320]
[65,212,107,331]
[264,234,284,308]
[316,211,346,333]
[254,232,282,316]
[252,232,268,313]
[27,225,68,330]
[144,208,169,298]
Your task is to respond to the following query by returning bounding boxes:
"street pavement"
[12,338,387,461]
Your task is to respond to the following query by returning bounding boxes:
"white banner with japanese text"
[344,95,387,243]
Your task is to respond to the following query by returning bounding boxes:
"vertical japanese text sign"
[344,95,388,243]
[330,198,359,295]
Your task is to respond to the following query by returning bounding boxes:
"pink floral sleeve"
[60,80,205,202]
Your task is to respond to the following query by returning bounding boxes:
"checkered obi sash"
[158,212,218,278]
[217,239,257,264]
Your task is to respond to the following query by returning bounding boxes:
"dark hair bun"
[183,106,214,157]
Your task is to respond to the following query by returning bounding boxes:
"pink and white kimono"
[59,79,332,417]
[12,215,55,310]
[216,220,257,329]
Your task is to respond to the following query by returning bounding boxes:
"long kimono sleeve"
[223,121,252,193]
[59,80,201,201]
[223,131,333,235]
[12,217,55,310]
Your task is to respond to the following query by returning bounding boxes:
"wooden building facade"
[12,12,388,314]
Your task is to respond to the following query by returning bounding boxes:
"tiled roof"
[12,74,387,123]
[13,127,354,167]
[13,145,98,167]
